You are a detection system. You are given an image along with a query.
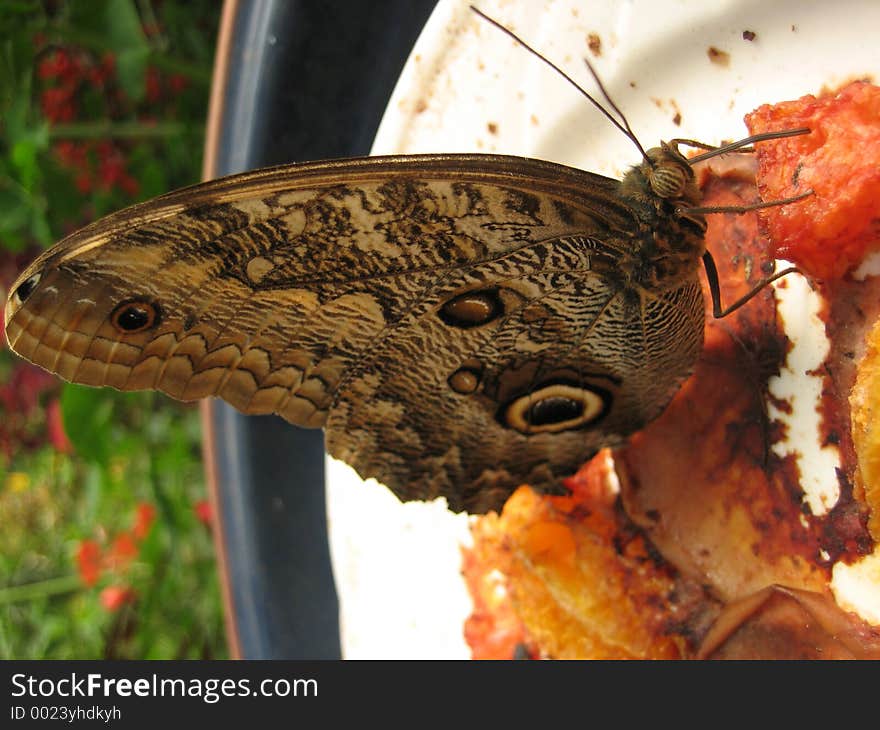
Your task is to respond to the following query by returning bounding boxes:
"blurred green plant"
[0,0,226,659]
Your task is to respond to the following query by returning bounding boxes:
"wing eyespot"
[13,273,41,304]
[448,364,484,394]
[110,300,162,334]
[438,289,504,328]
[501,382,611,435]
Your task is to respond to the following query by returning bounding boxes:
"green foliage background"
[0,0,226,659]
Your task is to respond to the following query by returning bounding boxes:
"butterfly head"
[642,142,699,202]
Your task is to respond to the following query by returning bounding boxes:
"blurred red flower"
[100,585,137,611]
[37,49,77,81]
[45,398,73,453]
[194,499,212,527]
[133,502,156,540]
[95,141,140,196]
[76,540,102,587]
[74,172,93,193]
[89,52,115,87]
[106,532,139,570]
[40,86,76,123]
[53,140,87,167]
[145,66,162,103]
[74,501,158,598]
[168,74,188,94]
[0,364,55,414]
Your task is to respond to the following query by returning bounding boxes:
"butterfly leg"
[701,250,801,319]
[683,190,813,216]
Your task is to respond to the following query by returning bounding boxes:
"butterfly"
[2,9,806,514]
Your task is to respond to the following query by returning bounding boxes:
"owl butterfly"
[3,9,806,514]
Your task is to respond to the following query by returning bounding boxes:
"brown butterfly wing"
[4,154,704,513]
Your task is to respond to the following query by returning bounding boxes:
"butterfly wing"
[4,154,704,512]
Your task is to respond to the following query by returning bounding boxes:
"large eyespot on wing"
[110,300,162,334]
[501,382,612,435]
[3,271,41,338]
[12,273,41,305]
[438,289,505,328]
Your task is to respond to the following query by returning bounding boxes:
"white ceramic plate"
[326,0,880,658]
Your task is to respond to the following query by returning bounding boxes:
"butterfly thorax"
[616,142,707,293]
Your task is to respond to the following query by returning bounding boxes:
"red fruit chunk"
[745,81,880,280]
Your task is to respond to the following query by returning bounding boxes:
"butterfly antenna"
[685,128,811,164]
[580,57,648,160]
[470,5,649,163]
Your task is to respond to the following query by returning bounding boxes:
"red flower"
[97,156,123,188]
[168,74,188,94]
[76,499,157,570]
[119,174,140,197]
[100,585,137,611]
[45,399,73,453]
[100,52,115,75]
[40,86,76,122]
[76,540,102,587]
[53,140,88,168]
[0,364,55,413]
[105,531,139,570]
[94,143,139,196]
[194,499,213,527]
[89,52,115,87]
[133,502,156,540]
[74,172,93,193]
[37,49,73,80]
[95,140,114,158]
[145,66,162,103]
[37,53,58,80]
